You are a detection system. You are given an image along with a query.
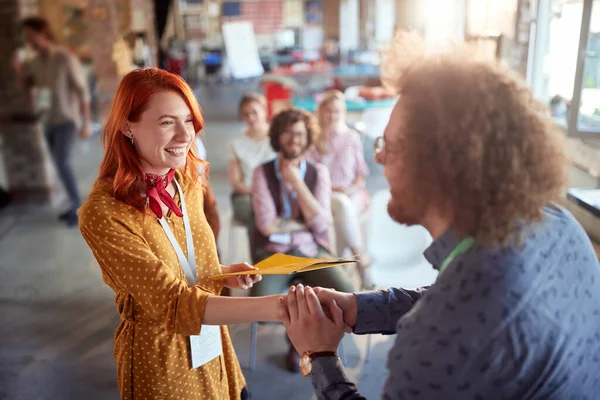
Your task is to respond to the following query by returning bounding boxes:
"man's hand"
[79,124,93,140]
[278,284,345,356]
[313,287,358,331]
[280,160,302,186]
[221,263,262,290]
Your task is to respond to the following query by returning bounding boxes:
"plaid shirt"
[306,128,370,212]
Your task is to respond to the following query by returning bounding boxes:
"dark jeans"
[46,122,81,211]
[231,192,254,226]
[241,387,250,400]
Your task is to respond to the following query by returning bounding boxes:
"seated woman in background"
[306,90,372,288]
[79,68,284,400]
[228,93,276,227]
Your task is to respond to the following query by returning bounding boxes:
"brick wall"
[220,0,284,35]
[323,0,340,39]
[86,0,122,117]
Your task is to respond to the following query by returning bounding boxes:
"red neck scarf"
[144,169,183,219]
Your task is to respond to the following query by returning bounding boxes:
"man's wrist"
[345,293,359,328]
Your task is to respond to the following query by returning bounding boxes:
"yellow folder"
[210,253,358,280]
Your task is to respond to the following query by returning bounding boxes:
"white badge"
[269,232,292,244]
[190,325,223,369]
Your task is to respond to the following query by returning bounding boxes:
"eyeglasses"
[281,130,306,139]
[374,136,385,155]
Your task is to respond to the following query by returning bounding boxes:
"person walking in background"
[13,17,91,226]
[306,90,371,288]
[79,68,286,399]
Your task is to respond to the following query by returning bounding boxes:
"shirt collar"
[423,228,461,270]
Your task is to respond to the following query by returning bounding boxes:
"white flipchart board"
[222,21,265,79]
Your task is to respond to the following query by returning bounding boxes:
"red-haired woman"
[79,68,281,399]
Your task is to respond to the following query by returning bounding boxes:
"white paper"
[269,233,292,244]
[208,2,220,17]
[189,325,223,369]
[222,21,265,79]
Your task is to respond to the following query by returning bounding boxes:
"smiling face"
[240,101,267,131]
[279,120,309,160]
[320,99,345,129]
[376,98,426,227]
[23,27,52,52]
[126,91,196,175]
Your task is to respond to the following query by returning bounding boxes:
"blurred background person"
[307,90,371,288]
[228,93,275,229]
[12,17,91,227]
[250,108,355,372]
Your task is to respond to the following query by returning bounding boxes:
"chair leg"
[249,322,258,371]
[339,335,347,366]
[365,334,372,363]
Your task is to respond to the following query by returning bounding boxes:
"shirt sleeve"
[351,131,369,178]
[310,356,367,399]
[303,163,332,233]
[79,205,213,336]
[252,165,278,236]
[354,287,427,335]
[228,139,239,161]
[304,147,320,165]
[64,52,90,104]
[22,58,41,87]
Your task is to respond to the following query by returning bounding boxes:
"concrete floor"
[0,81,393,400]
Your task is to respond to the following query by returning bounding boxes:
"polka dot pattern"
[80,174,246,399]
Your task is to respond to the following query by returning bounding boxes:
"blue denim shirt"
[310,205,600,399]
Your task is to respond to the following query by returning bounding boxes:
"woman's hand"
[221,262,262,290]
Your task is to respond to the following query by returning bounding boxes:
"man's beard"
[387,187,426,227]
[281,147,304,160]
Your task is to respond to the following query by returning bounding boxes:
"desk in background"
[566,188,600,259]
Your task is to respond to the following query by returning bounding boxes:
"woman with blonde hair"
[79,68,283,399]
[228,92,276,227]
[306,90,371,288]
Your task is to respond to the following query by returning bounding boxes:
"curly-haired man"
[280,34,600,399]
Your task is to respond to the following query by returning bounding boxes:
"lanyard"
[157,179,197,286]
[274,157,307,218]
[438,237,474,277]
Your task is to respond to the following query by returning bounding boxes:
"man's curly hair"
[269,108,318,154]
[382,33,567,246]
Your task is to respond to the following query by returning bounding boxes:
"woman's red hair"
[99,68,207,211]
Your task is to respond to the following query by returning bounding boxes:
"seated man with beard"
[249,108,355,372]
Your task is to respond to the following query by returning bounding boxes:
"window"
[529,0,600,137]
[571,0,600,135]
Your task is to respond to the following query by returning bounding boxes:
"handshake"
[277,284,359,357]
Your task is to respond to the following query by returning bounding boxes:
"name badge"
[269,233,292,244]
[190,325,223,369]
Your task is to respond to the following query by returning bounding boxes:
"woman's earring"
[129,135,134,145]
